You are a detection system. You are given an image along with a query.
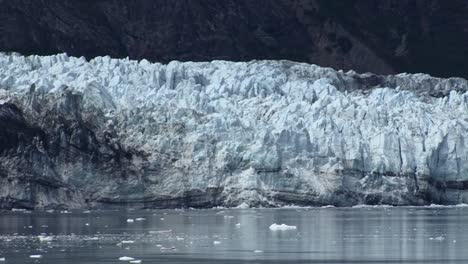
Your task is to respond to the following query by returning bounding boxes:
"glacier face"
[1,53,468,209]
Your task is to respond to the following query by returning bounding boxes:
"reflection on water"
[0,206,468,263]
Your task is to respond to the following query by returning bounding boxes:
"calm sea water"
[0,206,467,263]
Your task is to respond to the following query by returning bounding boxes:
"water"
[1,206,468,263]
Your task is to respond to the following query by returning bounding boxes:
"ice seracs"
[2,53,468,209]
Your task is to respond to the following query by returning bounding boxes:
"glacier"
[1,53,468,209]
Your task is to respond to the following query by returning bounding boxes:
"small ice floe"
[160,246,176,251]
[60,210,70,214]
[352,204,393,209]
[160,218,165,221]
[85,223,90,226]
[426,204,445,208]
[119,256,135,261]
[127,219,134,223]
[156,244,162,247]
[30,255,42,259]
[121,240,135,244]
[224,215,234,219]
[213,241,221,245]
[0,257,5,261]
[215,211,225,215]
[453,240,457,243]
[321,205,335,208]
[269,223,297,231]
[235,223,241,228]
[38,235,54,242]
[253,250,263,253]
[135,218,146,221]
[129,260,142,264]
[429,236,445,241]
[236,202,250,209]
[12,208,27,212]
[176,237,184,241]
[83,210,91,214]
[149,230,172,234]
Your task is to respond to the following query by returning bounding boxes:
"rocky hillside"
[0,0,467,78]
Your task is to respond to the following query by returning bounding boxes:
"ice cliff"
[1,53,468,209]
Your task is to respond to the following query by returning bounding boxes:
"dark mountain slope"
[0,0,467,78]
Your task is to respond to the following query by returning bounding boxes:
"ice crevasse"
[1,53,468,209]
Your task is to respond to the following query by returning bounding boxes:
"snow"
[269,223,297,231]
[2,53,468,206]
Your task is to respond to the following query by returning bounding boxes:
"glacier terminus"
[1,53,468,209]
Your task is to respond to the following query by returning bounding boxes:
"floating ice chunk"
[83,210,91,213]
[160,218,165,221]
[253,250,263,253]
[127,219,134,223]
[269,223,297,231]
[224,215,234,219]
[236,203,250,209]
[12,208,27,212]
[130,260,142,264]
[213,241,221,245]
[135,218,146,221]
[38,235,53,242]
[30,255,42,259]
[0,257,5,261]
[235,223,241,227]
[149,230,172,234]
[321,205,335,208]
[352,204,393,209]
[119,256,135,261]
[429,236,445,241]
[426,204,445,208]
[121,240,135,244]
[85,223,90,226]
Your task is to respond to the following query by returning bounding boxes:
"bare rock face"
[1,53,468,209]
[0,0,468,78]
